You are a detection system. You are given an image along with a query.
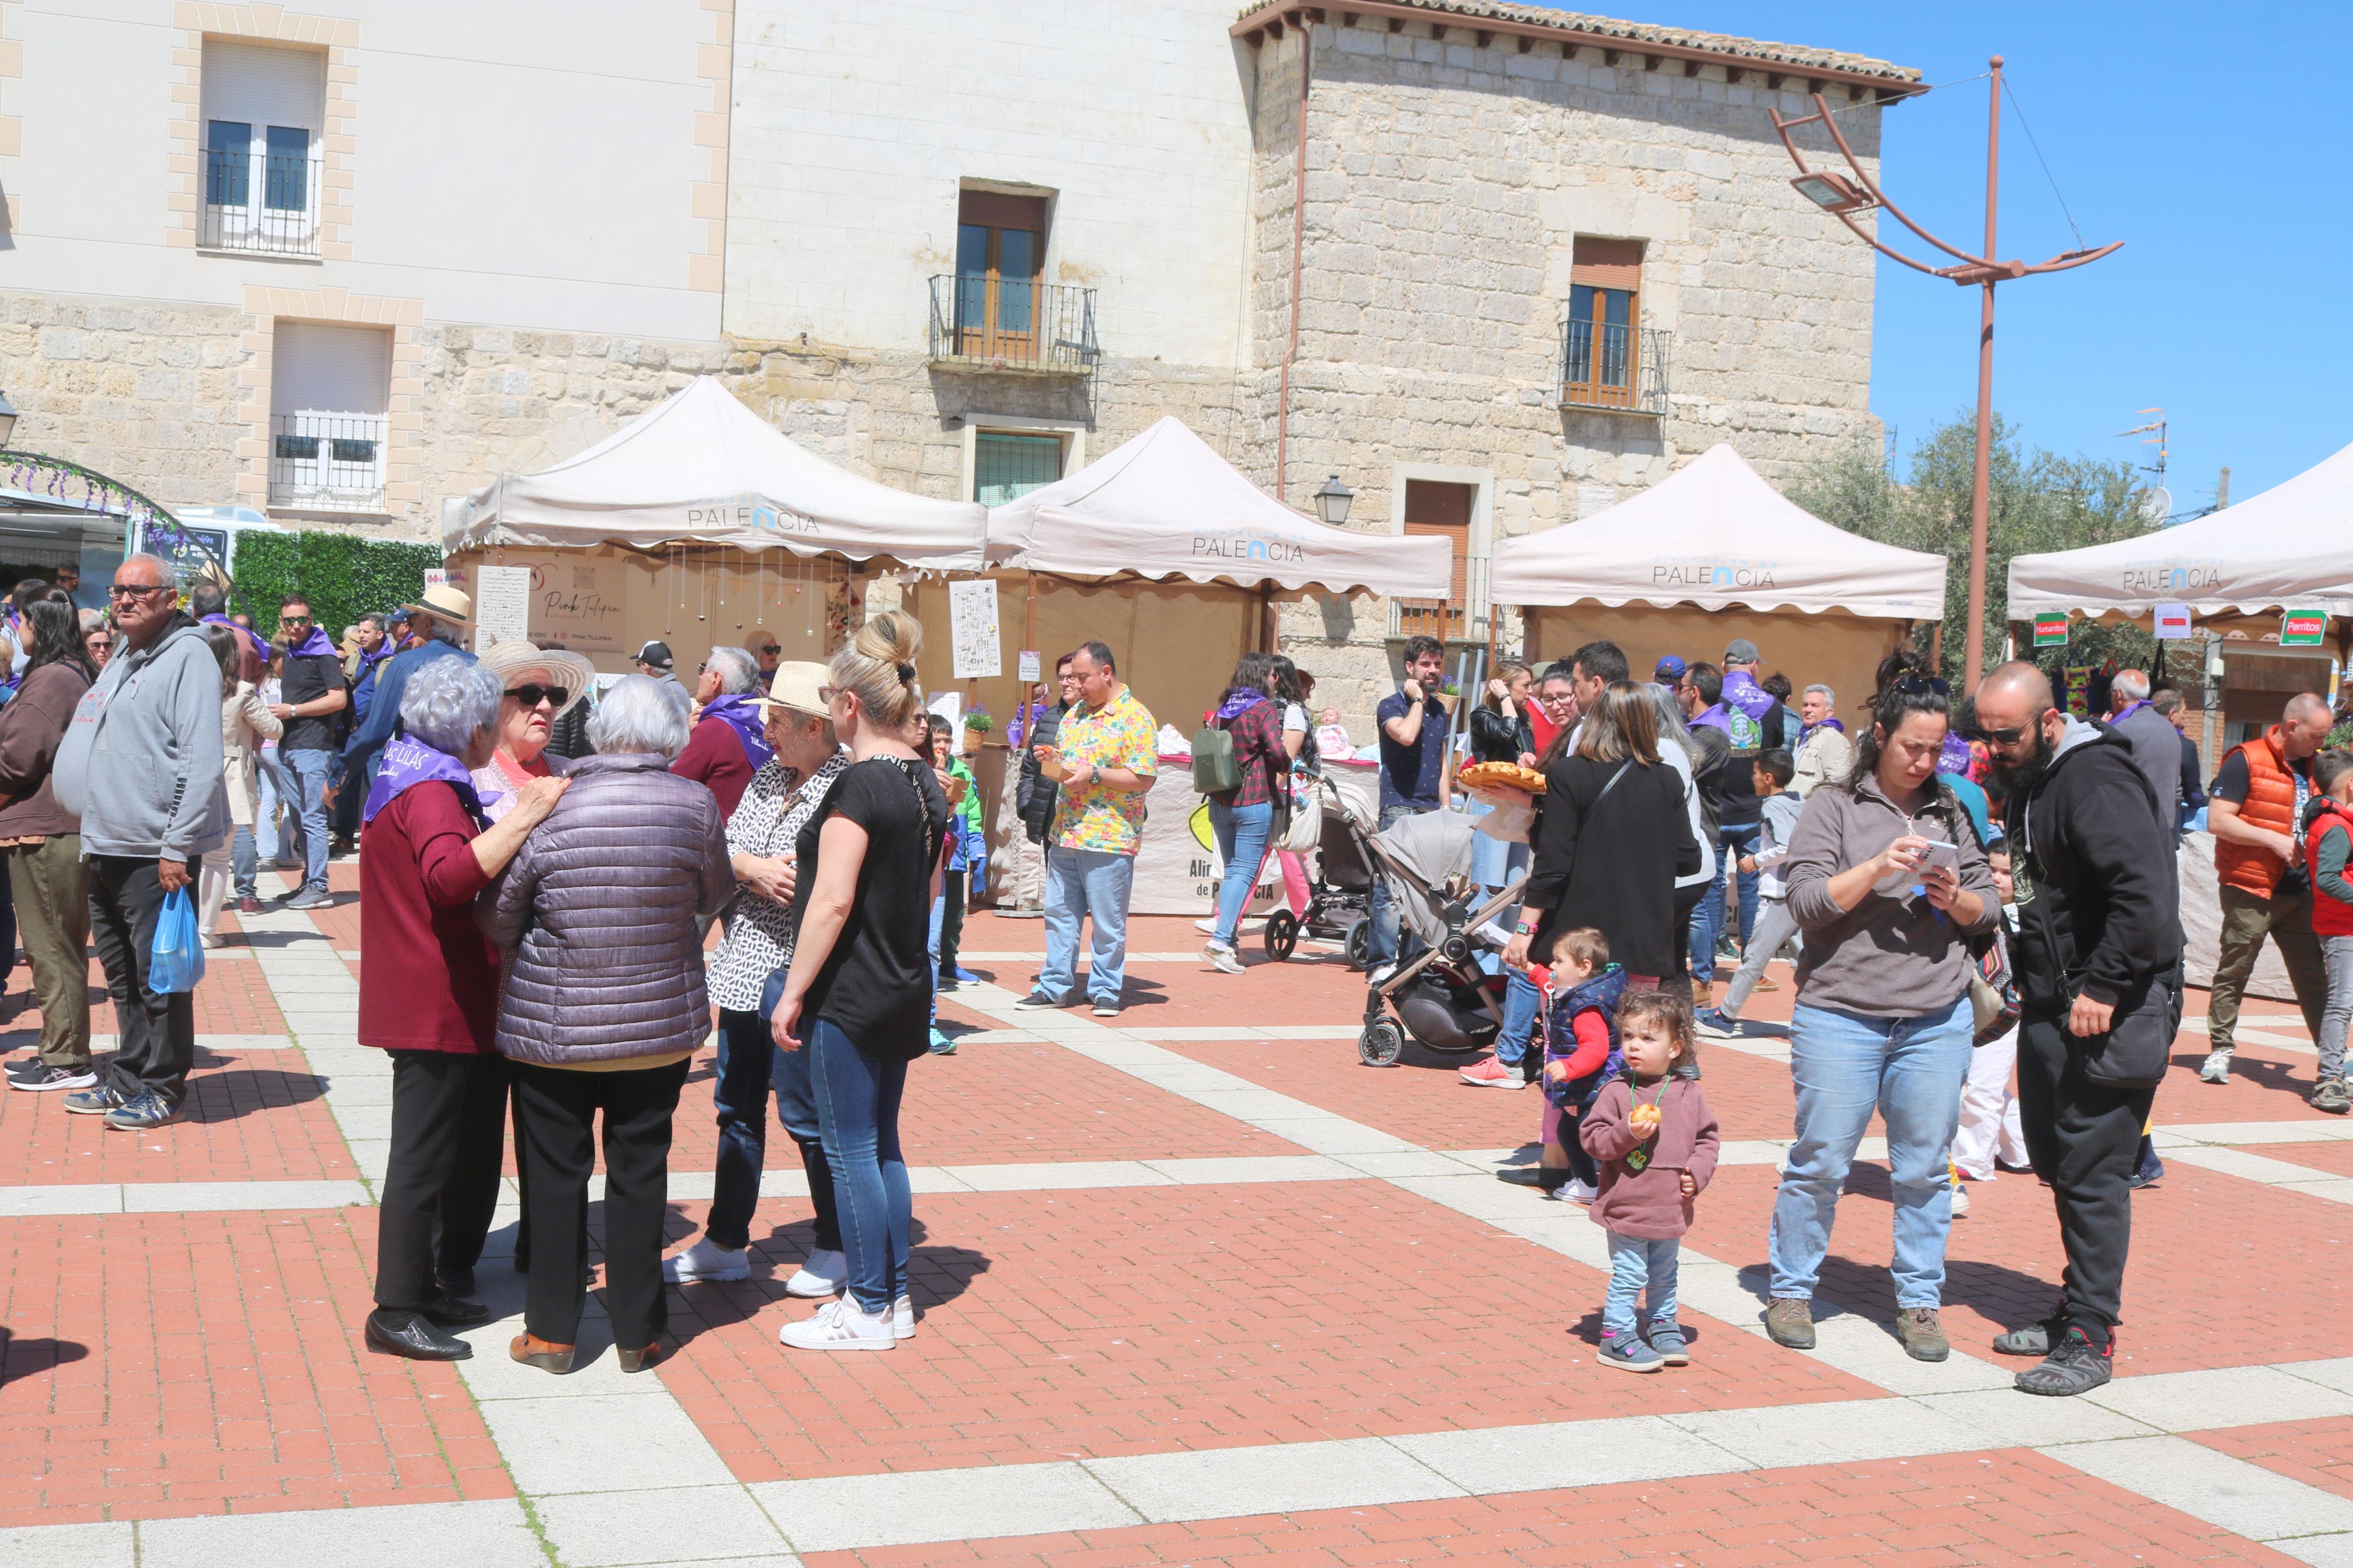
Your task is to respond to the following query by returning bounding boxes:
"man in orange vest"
[2201,692,2336,1085]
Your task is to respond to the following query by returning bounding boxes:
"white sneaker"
[2199,1049,2231,1085]
[895,1293,916,1340]
[1950,1181,1972,1217]
[784,1249,848,1299]
[779,1295,895,1351]
[1193,917,1219,937]
[1203,941,1245,976]
[1557,1178,1598,1206]
[663,1236,751,1283]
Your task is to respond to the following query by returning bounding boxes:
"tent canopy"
[445,376,987,572]
[2007,440,2353,620]
[986,416,1450,600]
[1490,443,1947,620]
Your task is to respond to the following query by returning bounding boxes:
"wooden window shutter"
[1570,237,1644,291]
[958,190,1047,232]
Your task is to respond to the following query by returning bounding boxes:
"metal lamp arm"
[1809,94,1996,268]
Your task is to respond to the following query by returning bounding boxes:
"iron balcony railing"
[200,147,325,256]
[928,275,1099,374]
[1561,320,1670,416]
[1390,553,1493,644]
[269,413,386,511]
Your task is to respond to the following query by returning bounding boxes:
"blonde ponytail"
[831,610,924,730]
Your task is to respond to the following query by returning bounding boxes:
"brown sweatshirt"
[0,661,92,840]
[1580,1074,1720,1240]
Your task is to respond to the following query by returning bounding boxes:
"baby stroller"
[1261,773,1377,965]
[1355,808,1528,1067]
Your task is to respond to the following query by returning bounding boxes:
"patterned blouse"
[705,749,850,1012]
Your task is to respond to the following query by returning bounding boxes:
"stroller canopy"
[1376,810,1478,952]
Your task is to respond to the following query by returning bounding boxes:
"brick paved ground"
[0,899,2341,1565]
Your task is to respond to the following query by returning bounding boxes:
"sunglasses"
[1969,709,2051,746]
[505,684,570,709]
[757,645,779,656]
[281,614,311,626]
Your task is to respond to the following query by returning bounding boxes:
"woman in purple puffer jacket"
[483,674,732,1377]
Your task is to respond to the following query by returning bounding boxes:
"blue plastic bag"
[150,887,205,994]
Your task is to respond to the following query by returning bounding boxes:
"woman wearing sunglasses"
[470,641,597,823]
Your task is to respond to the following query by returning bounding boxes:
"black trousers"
[90,855,196,1104]
[512,1057,689,1348]
[374,1050,509,1311]
[2015,1013,2159,1342]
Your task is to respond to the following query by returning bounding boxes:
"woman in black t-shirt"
[771,610,947,1352]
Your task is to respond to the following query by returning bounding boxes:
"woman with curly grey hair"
[487,675,732,1375]
[359,656,569,1363]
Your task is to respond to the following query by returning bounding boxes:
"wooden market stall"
[1490,443,1948,722]
[442,376,988,674]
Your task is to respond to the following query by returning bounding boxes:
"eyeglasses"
[817,685,839,703]
[505,684,570,709]
[108,584,169,602]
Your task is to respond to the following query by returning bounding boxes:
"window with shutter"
[1564,237,1644,410]
[269,323,392,511]
[198,41,326,254]
[1395,480,1474,642]
[953,190,1048,361]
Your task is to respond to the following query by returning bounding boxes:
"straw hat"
[400,582,473,628]
[754,660,829,720]
[475,638,595,719]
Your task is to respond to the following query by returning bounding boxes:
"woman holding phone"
[1763,680,1998,1366]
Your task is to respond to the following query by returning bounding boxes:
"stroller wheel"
[1359,1020,1406,1068]
[1263,909,1300,962]
[1342,916,1371,969]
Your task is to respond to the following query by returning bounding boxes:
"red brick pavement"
[0,1208,509,1525]
[800,1448,2295,1566]
[1683,1158,2350,1377]
[656,1181,1877,1483]
[2196,1416,2353,1503]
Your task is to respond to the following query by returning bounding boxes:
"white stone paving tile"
[1139,1154,1358,1184]
[1086,1435,1464,1523]
[120,1179,370,1213]
[137,1498,545,1568]
[1670,1395,1983,1469]
[2050,1435,2353,1543]
[0,1185,121,1215]
[1918,1386,2160,1445]
[1395,1413,1747,1492]
[480,1392,738,1494]
[2156,1120,2353,1147]
[753,1463,1141,1552]
[2166,1146,2353,1200]
[534,1483,793,1567]
[2086,1362,2353,1432]
[0,1520,133,1567]
[942,1159,1168,1192]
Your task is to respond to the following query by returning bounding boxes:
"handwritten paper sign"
[949,579,1002,679]
[1018,649,1042,682]
[472,565,531,653]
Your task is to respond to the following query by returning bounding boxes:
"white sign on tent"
[948,579,1002,679]
[473,564,531,653]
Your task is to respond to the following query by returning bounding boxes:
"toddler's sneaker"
[1692,1007,1741,1039]
[1598,1329,1664,1373]
[1548,1177,1598,1205]
[1644,1317,1690,1366]
[2313,1076,2352,1115]
[1457,1055,1519,1089]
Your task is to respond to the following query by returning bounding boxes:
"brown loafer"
[616,1341,662,1374]
[509,1333,574,1374]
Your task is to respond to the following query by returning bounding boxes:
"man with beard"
[1971,662,2181,1396]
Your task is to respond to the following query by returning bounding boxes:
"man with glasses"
[1972,661,2180,1396]
[268,595,349,910]
[52,556,226,1132]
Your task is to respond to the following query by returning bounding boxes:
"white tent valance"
[2007,440,2353,620]
[444,376,987,573]
[1490,443,1947,619]
[986,417,1451,600]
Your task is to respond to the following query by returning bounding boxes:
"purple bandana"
[1214,689,1266,721]
[286,625,337,659]
[201,614,272,663]
[701,694,775,771]
[1936,733,1974,776]
[363,733,486,827]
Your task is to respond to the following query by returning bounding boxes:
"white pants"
[1951,1023,2028,1180]
[198,846,232,940]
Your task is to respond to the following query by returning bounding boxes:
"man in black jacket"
[1008,654,1077,916]
[1974,662,2182,1396]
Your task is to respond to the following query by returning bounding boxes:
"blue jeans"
[283,748,333,893]
[1692,822,1763,970]
[1208,799,1275,947]
[255,748,292,861]
[1768,994,1974,1308]
[230,824,257,901]
[1040,846,1135,1007]
[705,976,842,1253]
[1466,797,1530,894]
[1366,802,1429,965]
[1603,1232,1680,1336]
[1498,965,1542,1068]
[805,1015,910,1313]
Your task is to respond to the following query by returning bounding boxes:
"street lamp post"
[1772,59,2121,694]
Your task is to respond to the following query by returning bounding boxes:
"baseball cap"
[1723,638,1761,664]
[1653,655,1687,682]
[636,639,675,671]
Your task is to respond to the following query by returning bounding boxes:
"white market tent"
[1490,442,1948,719]
[445,376,986,573]
[985,415,1451,600]
[2007,439,2353,622]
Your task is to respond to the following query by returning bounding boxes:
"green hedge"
[228,531,443,641]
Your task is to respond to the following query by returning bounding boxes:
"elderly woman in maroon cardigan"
[359,657,567,1362]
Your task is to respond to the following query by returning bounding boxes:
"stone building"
[3,0,1916,726]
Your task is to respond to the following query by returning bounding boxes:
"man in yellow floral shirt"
[1016,641,1157,1017]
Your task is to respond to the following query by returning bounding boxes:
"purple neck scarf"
[363,733,486,827]
[1215,689,1266,722]
[1721,670,1776,723]
[701,694,775,770]
[2109,699,2148,727]
[1800,716,1847,744]
[285,625,337,660]
[201,614,272,663]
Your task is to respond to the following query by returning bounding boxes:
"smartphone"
[1918,839,1961,877]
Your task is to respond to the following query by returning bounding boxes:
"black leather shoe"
[421,1293,495,1328]
[436,1264,476,1297]
[365,1309,474,1361]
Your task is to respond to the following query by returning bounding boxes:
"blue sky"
[1581,2,2351,511]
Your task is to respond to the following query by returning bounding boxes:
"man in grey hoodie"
[52,554,228,1132]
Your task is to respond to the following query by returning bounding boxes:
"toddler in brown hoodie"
[1579,989,1720,1372]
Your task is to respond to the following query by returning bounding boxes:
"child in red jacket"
[1580,989,1720,1373]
